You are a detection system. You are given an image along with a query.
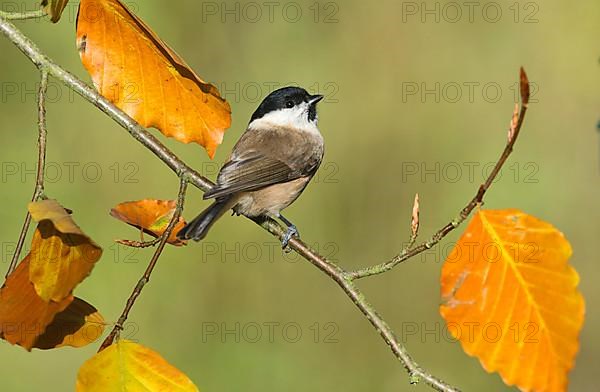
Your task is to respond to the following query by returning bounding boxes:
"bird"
[177,86,325,248]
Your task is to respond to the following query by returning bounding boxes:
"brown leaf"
[28,200,103,302]
[34,297,105,350]
[76,0,231,158]
[110,199,187,246]
[41,0,69,23]
[0,255,73,350]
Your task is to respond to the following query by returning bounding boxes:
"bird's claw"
[281,225,299,249]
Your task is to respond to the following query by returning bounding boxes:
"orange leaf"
[76,0,231,158]
[28,200,103,302]
[0,255,73,350]
[76,340,199,391]
[34,297,105,350]
[440,209,584,392]
[110,199,187,246]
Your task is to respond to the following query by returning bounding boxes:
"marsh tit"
[177,86,325,247]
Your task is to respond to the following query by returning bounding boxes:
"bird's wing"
[203,152,300,200]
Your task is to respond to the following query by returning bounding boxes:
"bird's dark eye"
[285,100,294,108]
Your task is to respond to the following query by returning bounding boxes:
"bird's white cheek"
[248,107,320,135]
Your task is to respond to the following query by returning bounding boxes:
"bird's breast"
[233,177,311,217]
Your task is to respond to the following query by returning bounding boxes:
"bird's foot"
[281,224,299,249]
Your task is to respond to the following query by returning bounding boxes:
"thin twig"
[99,178,188,351]
[0,9,46,21]
[6,69,49,278]
[348,68,530,280]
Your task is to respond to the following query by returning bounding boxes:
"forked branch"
[348,69,530,280]
[99,177,189,351]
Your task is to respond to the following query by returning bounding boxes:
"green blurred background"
[1,0,598,390]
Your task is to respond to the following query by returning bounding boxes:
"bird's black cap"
[250,86,323,122]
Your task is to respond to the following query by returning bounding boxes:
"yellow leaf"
[28,200,103,302]
[76,0,231,158]
[440,209,584,392]
[76,340,199,392]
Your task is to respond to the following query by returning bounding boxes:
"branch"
[0,9,46,21]
[257,223,459,391]
[0,15,531,392]
[99,178,189,351]
[348,68,530,280]
[6,69,49,279]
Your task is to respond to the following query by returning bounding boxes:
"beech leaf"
[34,297,105,350]
[0,255,73,350]
[110,199,187,246]
[28,200,103,302]
[76,340,199,391]
[440,209,584,392]
[76,0,231,158]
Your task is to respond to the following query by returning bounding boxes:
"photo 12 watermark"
[400,2,540,24]
[200,321,340,343]
[217,81,340,104]
[401,81,539,104]
[2,242,142,265]
[199,2,340,24]
[1,161,140,185]
[415,239,540,265]
[400,161,540,184]
[197,160,340,185]
[1,1,141,23]
[1,81,78,104]
[198,240,340,264]
[400,321,539,344]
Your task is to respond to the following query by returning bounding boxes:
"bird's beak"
[308,94,325,105]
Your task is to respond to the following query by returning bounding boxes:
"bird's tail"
[177,197,233,241]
